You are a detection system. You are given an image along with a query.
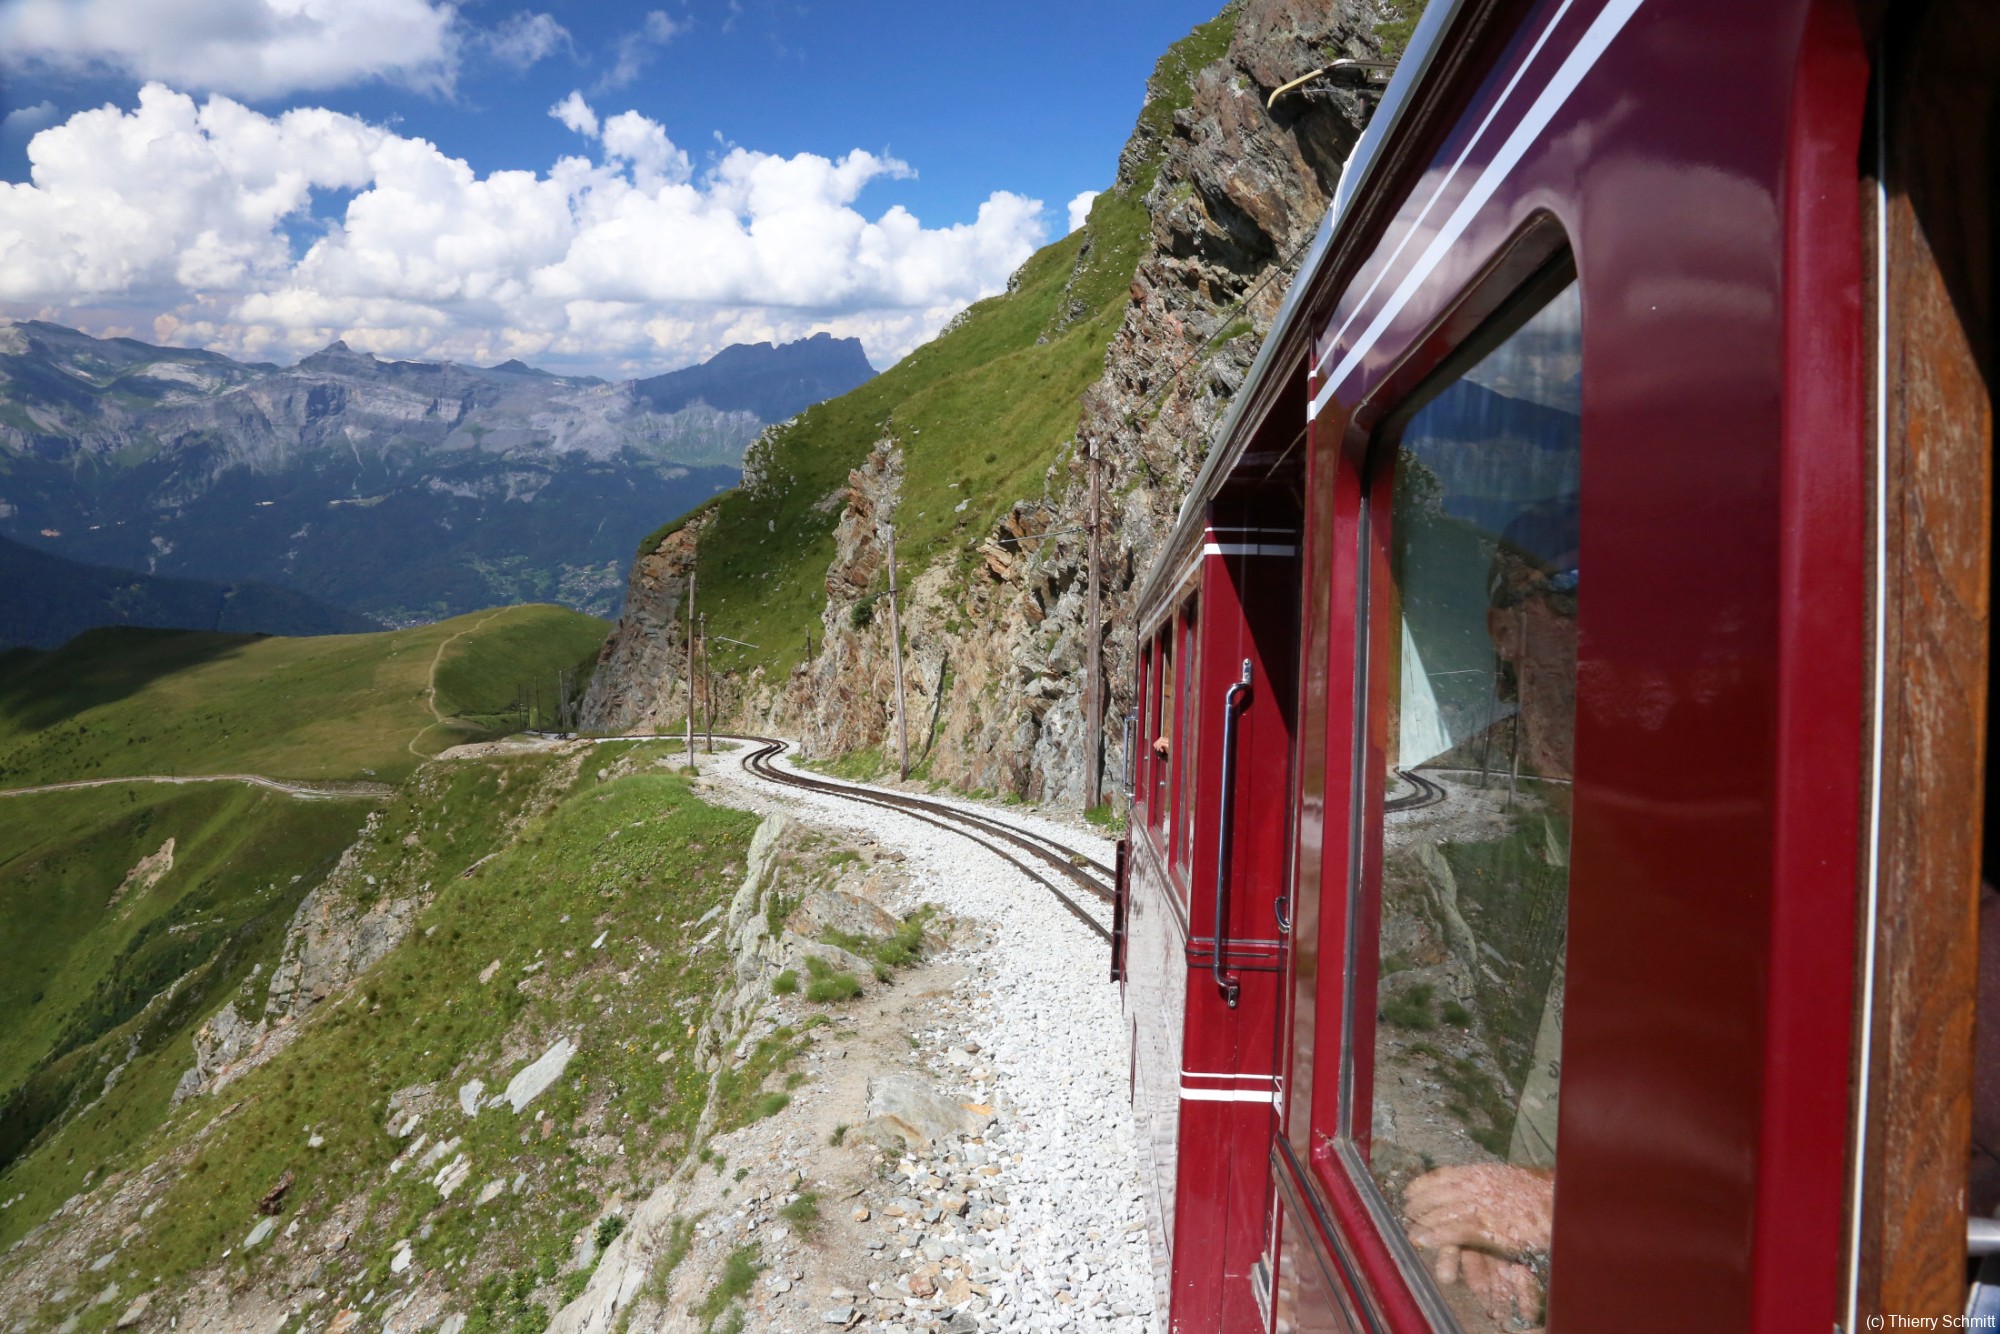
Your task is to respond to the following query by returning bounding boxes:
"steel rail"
[723,735,1115,890]
[735,737,1114,944]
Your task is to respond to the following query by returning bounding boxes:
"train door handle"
[1213,658,1252,1008]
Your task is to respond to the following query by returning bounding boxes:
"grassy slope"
[0,746,767,1333]
[0,783,366,1171]
[0,605,610,1267]
[656,11,1237,684]
[0,604,607,788]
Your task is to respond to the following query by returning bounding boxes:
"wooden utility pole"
[886,524,910,780]
[684,570,697,771]
[1084,436,1104,809]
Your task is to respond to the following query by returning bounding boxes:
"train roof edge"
[1142,0,1472,619]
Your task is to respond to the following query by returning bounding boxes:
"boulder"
[785,889,897,940]
[861,1074,994,1150]
[502,1038,576,1112]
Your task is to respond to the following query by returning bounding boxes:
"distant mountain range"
[0,322,875,624]
[0,532,373,650]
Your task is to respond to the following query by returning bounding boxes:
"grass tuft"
[801,956,862,1003]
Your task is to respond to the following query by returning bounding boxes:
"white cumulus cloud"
[0,86,1049,375]
[1067,190,1099,234]
[596,10,685,92]
[0,0,460,98]
[483,11,571,69]
[549,90,598,138]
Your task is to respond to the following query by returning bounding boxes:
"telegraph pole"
[1084,436,1104,810]
[886,524,910,780]
[684,570,697,771]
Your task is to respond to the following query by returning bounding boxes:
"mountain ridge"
[0,323,875,624]
[0,532,376,650]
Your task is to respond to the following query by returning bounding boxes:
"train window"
[1356,277,1581,1332]
[1152,632,1172,828]
[1175,597,1201,871]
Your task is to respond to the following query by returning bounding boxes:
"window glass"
[1362,281,1580,1333]
[1175,598,1201,869]
[1152,635,1172,827]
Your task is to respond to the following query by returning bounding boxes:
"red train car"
[1112,0,1998,1329]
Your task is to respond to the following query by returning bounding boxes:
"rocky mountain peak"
[295,339,378,373]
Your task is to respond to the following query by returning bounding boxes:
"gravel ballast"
[702,740,1156,1332]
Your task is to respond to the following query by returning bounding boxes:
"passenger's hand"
[1406,1164,1553,1328]
[1448,1247,1544,1330]
[1404,1163,1553,1258]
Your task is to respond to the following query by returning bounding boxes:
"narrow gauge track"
[1384,767,1446,813]
[736,737,1116,944]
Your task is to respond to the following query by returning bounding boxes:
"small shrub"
[779,1191,821,1234]
[696,1244,761,1332]
[594,1213,627,1250]
[770,969,799,996]
[802,956,861,1003]
[828,1123,848,1146]
[749,1091,790,1121]
[1381,982,1436,1030]
[1441,1000,1473,1027]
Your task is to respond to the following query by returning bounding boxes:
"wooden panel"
[1861,0,1997,1314]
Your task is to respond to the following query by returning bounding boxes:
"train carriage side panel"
[1265,0,1869,1329]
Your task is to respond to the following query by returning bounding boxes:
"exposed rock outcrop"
[576,515,710,732]
[585,0,1385,804]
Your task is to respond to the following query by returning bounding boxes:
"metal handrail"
[1121,710,1138,798]
[1213,658,1253,1008]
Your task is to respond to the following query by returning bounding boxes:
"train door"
[1856,0,1999,1317]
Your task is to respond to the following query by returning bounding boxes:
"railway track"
[1384,766,1446,813]
[735,737,1116,944]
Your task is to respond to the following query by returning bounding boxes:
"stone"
[478,959,502,984]
[435,1155,471,1199]
[861,1074,991,1151]
[501,1038,576,1112]
[820,1307,855,1324]
[113,1292,151,1329]
[458,1079,484,1115]
[390,1241,413,1274]
[243,1217,276,1248]
[786,889,898,940]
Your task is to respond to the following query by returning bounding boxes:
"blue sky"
[0,0,1225,376]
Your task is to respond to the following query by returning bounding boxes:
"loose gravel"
[697,740,1155,1332]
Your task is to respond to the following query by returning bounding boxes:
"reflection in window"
[1152,637,1172,825]
[1364,281,1580,1333]
[1176,599,1201,870]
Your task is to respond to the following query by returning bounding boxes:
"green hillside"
[0,605,610,1225]
[0,783,367,1175]
[0,745,763,1319]
[658,11,1236,681]
[0,603,607,789]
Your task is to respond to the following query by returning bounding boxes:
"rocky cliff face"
[586,0,1389,803]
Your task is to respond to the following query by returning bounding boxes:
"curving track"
[735,737,1116,943]
[1384,766,1446,813]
